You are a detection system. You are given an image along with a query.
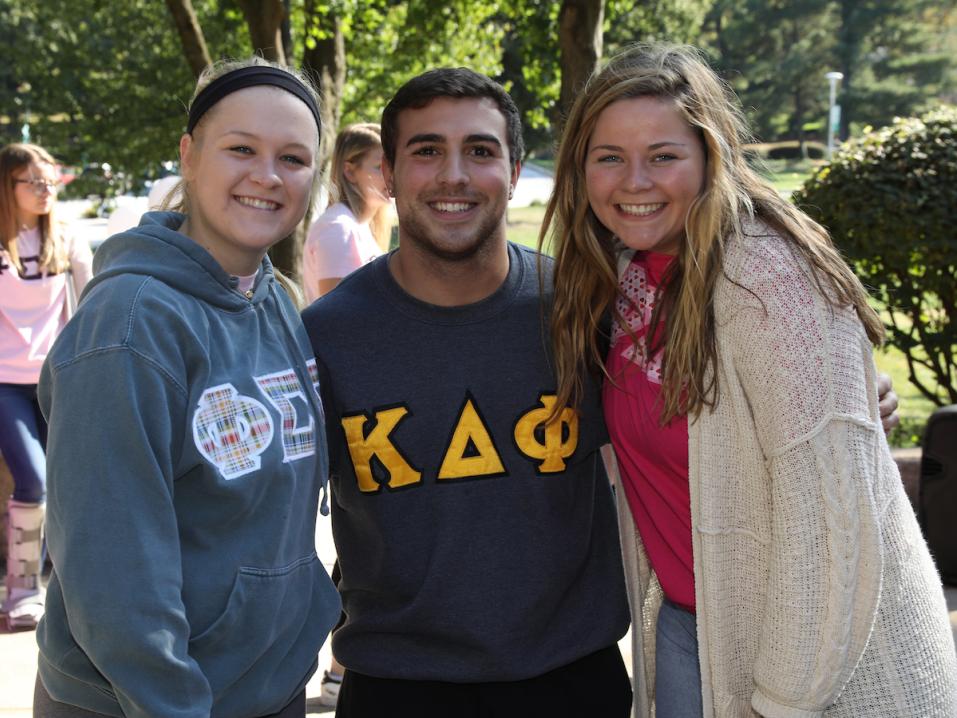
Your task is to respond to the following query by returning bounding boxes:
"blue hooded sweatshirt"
[36,212,341,718]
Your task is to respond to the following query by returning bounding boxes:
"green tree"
[702,0,956,144]
[9,0,246,185]
[795,106,957,406]
[498,0,562,155]
[834,0,954,138]
[707,0,834,144]
[557,0,605,133]
[0,0,25,145]
[334,0,506,128]
[605,0,709,52]
[501,0,710,157]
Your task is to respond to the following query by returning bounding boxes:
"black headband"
[186,66,321,135]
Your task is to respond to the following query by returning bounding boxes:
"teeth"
[236,196,279,210]
[432,202,472,213]
[619,203,664,217]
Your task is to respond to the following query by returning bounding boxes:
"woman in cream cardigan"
[542,43,956,717]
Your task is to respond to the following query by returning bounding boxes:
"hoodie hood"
[89,211,274,310]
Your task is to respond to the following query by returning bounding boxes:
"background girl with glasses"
[0,142,92,629]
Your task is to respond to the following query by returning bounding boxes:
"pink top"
[302,203,382,303]
[602,251,695,611]
[0,226,92,384]
[235,270,259,294]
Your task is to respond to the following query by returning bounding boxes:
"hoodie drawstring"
[271,283,331,516]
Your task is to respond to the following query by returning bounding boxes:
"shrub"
[794,106,957,406]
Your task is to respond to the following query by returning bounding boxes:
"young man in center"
[301,68,633,717]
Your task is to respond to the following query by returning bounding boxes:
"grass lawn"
[506,204,548,250]
[874,345,938,448]
[756,158,821,197]
[504,197,939,448]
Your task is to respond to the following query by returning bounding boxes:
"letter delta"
[343,392,580,493]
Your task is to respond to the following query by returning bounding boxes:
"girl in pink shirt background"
[302,122,392,302]
[0,143,92,629]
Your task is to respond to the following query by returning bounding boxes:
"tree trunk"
[237,0,287,64]
[302,3,346,175]
[164,0,212,79]
[281,0,295,66]
[787,20,806,150]
[236,1,290,275]
[280,3,345,289]
[837,0,858,140]
[556,0,605,132]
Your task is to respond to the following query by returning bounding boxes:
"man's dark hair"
[381,67,524,168]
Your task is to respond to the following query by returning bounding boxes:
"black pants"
[335,644,632,718]
[33,675,305,718]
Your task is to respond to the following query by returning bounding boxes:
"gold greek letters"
[513,395,579,473]
[438,396,505,479]
[340,393,581,490]
[341,407,422,492]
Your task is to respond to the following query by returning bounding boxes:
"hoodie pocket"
[188,552,323,698]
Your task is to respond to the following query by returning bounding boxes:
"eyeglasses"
[14,178,59,195]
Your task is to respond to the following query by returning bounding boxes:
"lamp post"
[825,71,844,160]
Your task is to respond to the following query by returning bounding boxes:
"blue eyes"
[595,153,678,164]
[227,146,307,166]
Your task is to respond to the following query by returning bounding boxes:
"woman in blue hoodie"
[34,58,341,718]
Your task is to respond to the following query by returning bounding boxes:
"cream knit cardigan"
[612,220,957,718]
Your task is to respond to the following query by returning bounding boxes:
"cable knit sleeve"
[719,232,884,718]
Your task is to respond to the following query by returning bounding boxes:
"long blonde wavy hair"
[165,56,322,307]
[326,122,392,252]
[542,43,883,424]
[0,143,69,275]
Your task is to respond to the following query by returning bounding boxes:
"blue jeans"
[655,599,703,718]
[0,383,47,503]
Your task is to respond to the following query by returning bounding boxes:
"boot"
[2,499,45,629]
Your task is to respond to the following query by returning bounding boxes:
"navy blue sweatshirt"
[302,243,629,682]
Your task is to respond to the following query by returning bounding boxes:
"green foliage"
[3,0,509,186]
[605,0,709,50]
[335,0,506,128]
[874,340,939,448]
[794,106,957,406]
[0,0,23,145]
[7,0,953,193]
[707,0,835,142]
[7,0,248,187]
[703,1,956,145]
[500,0,562,154]
[500,0,710,157]
[832,0,952,138]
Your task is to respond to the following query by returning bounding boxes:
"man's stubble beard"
[396,200,507,264]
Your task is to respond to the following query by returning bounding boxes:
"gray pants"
[34,675,306,718]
